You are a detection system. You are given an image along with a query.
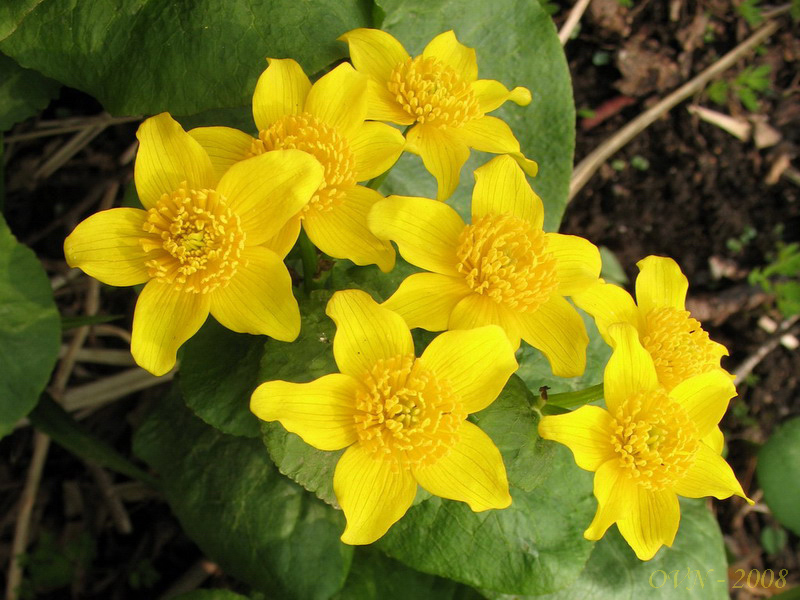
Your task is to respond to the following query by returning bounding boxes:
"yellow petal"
[382,272,472,331]
[572,280,641,341]
[335,444,417,545]
[616,486,680,561]
[668,370,736,438]
[325,289,414,379]
[604,322,659,413]
[349,121,405,182]
[517,295,588,377]
[250,373,360,451]
[339,28,410,83]
[673,442,751,503]
[471,79,531,113]
[422,30,478,82]
[131,281,210,376]
[703,425,725,454]
[64,208,150,286]
[508,152,539,177]
[584,459,635,540]
[208,246,300,341]
[364,78,415,125]
[134,113,215,209]
[454,115,520,154]
[303,186,396,272]
[538,406,617,471]
[252,58,311,131]
[417,326,517,414]
[471,155,543,229]
[263,214,302,259]
[368,195,463,276]
[216,149,323,246]
[412,421,511,510]
[449,294,521,349]
[545,233,602,296]
[305,62,367,139]
[188,126,255,181]
[406,124,470,201]
[635,255,688,314]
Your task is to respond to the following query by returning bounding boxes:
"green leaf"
[758,416,800,535]
[0,214,60,438]
[180,317,265,438]
[0,1,371,116]
[133,385,353,600]
[485,499,729,600]
[376,0,574,230]
[60,313,121,331]
[173,592,251,600]
[0,52,59,131]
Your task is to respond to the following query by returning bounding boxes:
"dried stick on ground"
[558,0,592,46]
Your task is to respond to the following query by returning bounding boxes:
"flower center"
[139,185,245,294]
[641,307,727,391]
[354,354,465,470]
[250,112,357,214]
[455,214,559,312]
[388,56,482,127]
[611,391,698,491]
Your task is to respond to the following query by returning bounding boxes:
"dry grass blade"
[558,0,592,46]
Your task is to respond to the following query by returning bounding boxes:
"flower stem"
[542,382,604,410]
[299,228,317,294]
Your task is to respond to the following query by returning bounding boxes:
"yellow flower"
[64,113,323,376]
[187,59,406,272]
[538,322,751,561]
[251,290,516,545]
[368,155,601,377]
[339,28,537,200]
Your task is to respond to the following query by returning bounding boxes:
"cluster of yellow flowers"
[63,28,749,560]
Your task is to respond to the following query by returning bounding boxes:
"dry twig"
[558,0,592,46]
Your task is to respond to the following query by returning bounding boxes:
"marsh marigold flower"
[368,155,601,377]
[64,113,323,376]
[340,28,537,200]
[187,59,405,271]
[250,290,516,544]
[538,322,750,561]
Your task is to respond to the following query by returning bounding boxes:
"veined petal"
[303,185,395,272]
[673,442,751,503]
[217,149,323,245]
[604,322,659,413]
[382,272,471,332]
[365,79,415,125]
[449,294,521,349]
[305,62,368,139]
[616,486,680,561]
[471,155,543,229]
[252,58,311,131]
[517,295,588,377]
[412,421,511,510]
[572,280,641,340]
[509,152,539,177]
[339,28,410,84]
[538,406,617,471]
[406,124,470,201]
[335,445,417,545]
[703,425,725,454]
[585,459,635,540]
[131,281,210,376]
[368,195,463,276]
[250,373,360,451]
[263,214,302,259]
[635,255,688,314]
[64,208,150,286]
[668,370,736,438]
[453,115,520,154]
[417,326,517,414]
[208,246,300,341]
[349,121,405,182]
[326,290,414,379]
[422,30,478,82]
[188,126,255,181]
[134,113,215,209]
[471,79,531,113]
[545,233,602,296]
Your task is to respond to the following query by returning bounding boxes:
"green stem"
[543,382,604,409]
[298,228,317,294]
[28,395,160,489]
[0,133,4,213]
